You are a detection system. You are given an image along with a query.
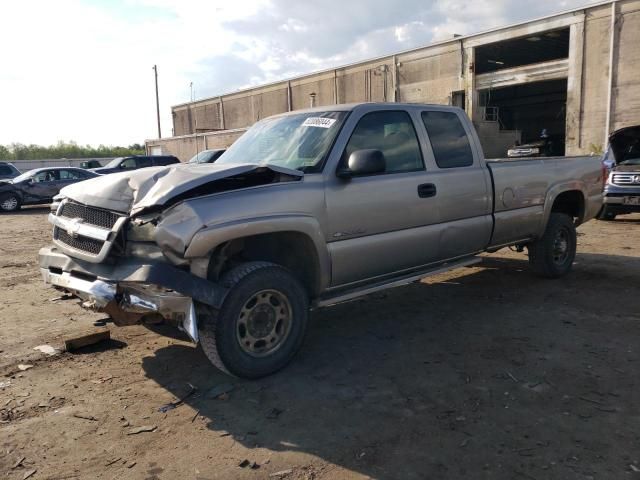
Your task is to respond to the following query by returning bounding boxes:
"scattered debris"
[0,380,12,389]
[18,364,34,371]
[12,456,26,469]
[191,410,200,423]
[238,459,251,468]
[23,470,37,480]
[127,461,137,468]
[64,330,111,352]
[105,457,122,466]
[158,384,197,413]
[127,425,157,435]
[50,294,74,302]
[266,408,284,419]
[269,469,293,478]
[506,371,519,383]
[630,464,640,473]
[90,375,114,384]
[73,413,98,421]
[34,345,59,356]
[206,383,234,399]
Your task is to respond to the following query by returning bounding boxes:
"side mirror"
[337,149,385,178]
[27,177,35,185]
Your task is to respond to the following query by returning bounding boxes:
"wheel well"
[551,190,585,223]
[207,232,321,297]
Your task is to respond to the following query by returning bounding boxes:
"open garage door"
[478,79,568,158]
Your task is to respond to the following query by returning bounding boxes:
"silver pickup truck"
[39,103,604,378]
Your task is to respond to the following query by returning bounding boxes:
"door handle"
[417,183,437,198]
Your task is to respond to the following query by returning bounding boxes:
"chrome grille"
[54,227,103,255]
[59,201,121,229]
[612,173,640,186]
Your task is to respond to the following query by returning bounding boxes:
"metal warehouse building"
[147,0,640,160]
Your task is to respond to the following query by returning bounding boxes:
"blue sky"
[0,0,601,146]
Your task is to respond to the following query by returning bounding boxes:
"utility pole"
[153,65,162,138]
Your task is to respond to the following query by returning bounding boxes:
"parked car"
[0,161,21,180]
[80,159,102,169]
[599,125,640,220]
[39,103,604,378]
[90,155,179,175]
[507,131,565,158]
[0,167,97,212]
[187,149,226,164]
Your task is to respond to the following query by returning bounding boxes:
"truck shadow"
[141,253,640,479]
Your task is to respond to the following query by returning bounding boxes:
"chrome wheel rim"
[552,228,570,265]
[236,289,292,357]
[1,196,17,211]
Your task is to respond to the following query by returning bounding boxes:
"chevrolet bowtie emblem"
[66,217,84,238]
[634,175,640,184]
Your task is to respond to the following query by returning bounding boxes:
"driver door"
[325,110,442,287]
[24,170,60,202]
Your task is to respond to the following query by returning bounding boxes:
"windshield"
[188,150,216,164]
[12,170,37,183]
[216,111,348,172]
[104,157,125,168]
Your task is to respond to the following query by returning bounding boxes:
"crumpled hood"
[59,162,303,215]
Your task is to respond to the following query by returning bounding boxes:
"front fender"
[183,214,331,291]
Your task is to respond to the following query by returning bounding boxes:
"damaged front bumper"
[38,245,227,343]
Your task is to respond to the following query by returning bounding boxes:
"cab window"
[421,111,474,168]
[342,111,424,174]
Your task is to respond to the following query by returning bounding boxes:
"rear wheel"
[198,261,309,379]
[0,193,21,212]
[527,213,577,278]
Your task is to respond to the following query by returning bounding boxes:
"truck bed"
[486,155,604,248]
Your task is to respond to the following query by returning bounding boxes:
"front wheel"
[0,193,21,212]
[198,262,309,379]
[527,213,577,278]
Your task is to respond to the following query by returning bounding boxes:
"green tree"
[0,141,146,160]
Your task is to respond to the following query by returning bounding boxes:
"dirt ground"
[1,207,639,480]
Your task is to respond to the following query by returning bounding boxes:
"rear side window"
[121,158,137,169]
[0,166,12,175]
[343,111,423,174]
[137,157,153,168]
[421,111,474,168]
[154,156,178,166]
[59,169,83,180]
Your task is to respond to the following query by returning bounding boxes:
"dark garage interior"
[480,78,568,154]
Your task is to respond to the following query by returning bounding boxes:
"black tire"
[597,206,616,221]
[0,193,21,212]
[198,261,309,379]
[527,213,577,279]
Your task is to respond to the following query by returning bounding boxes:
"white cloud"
[0,0,601,146]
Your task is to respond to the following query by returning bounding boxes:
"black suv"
[0,162,21,180]
[90,155,179,175]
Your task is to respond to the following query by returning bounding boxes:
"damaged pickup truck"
[39,103,604,378]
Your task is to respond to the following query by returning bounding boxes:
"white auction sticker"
[302,117,336,128]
